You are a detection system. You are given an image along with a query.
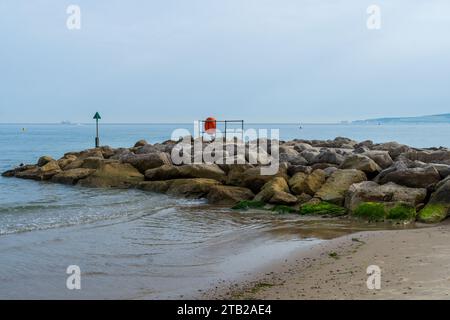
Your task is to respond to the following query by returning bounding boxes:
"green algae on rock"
[418,204,448,224]
[232,200,266,210]
[386,203,416,221]
[271,205,297,214]
[299,202,346,216]
[352,202,386,221]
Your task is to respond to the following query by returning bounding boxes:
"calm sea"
[0,123,446,299]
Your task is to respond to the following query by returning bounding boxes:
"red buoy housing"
[204,117,217,135]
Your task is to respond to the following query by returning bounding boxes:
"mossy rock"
[299,202,346,216]
[353,202,386,221]
[417,204,448,223]
[232,200,266,210]
[386,203,416,221]
[271,205,297,214]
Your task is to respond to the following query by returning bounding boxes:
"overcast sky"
[1,0,449,123]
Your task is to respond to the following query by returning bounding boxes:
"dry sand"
[206,221,450,300]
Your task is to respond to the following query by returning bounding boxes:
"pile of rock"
[3,137,450,224]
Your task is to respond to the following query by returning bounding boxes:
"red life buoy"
[204,117,217,135]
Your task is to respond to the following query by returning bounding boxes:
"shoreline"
[205,221,450,300]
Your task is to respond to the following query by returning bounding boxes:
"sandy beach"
[207,221,450,300]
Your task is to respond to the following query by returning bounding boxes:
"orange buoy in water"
[204,117,217,135]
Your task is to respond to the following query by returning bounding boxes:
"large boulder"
[254,177,297,205]
[77,162,144,188]
[81,157,114,170]
[145,164,227,182]
[121,152,172,173]
[237,166,289,193]
[166,178,220,198]
[299,150,320,164]
[51,168,95,185]
[312,149,344,165]
[293,142,315,153]
[314,169,367,205]
[225,164,254,185]
[57,155,78,170]
[340,154,381,175]
[418,179,450,223]
[287,165,312,176]
[345,181,427,211]
[207,185,255,205]
[134,139,148,148]
[2,164,37,177]
[428,163,450,179]
[288,169,326,196]
[376,166,441,189]
[65,149,104,161]
[400,149,450,165]
[361,150,393,169]
[373,141,411,160]
[99,146,116,159]
[37,156,54,167]
[279,146,308,165]
[135,143,172,154]
[138,180,172,193]
[16,161,61,181]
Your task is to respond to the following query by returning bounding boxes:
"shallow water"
[0,123,442,299]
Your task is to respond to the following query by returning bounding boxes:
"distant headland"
[352,113,450,124]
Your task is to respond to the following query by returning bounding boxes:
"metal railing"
[198,120,244,140]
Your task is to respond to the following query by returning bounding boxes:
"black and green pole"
[93,112,101,148]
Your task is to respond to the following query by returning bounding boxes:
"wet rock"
[65,149,104,161]
[340,154,381,175]
[37,156,54,167]
[16,161,61,181]
[361,150,393,169]
[135,144,164,154]
[167,178,220,198]
[314,169,367,205]
[2,165,37,177]
[312,149,344,165]
[345,181,427,211]
[311,163,338,171]
[376,165,441,189]
[354,140,374,150]
[145,164,227,182]
[427,163,450,179]
[100,146,116,159]
[121,152,172,174]
[323,166,338,178]
[225,164,254,185]
[373,141,411,160]
[237,166,288,193]
[289,169,326,196]
[51,168,95,185]
[293,143,315,153]
[138,180,171,193]
[400,149,450,165]
[279,146,308,165]
[299,150,320,164]
[134,139,148,148]
[418,179,450,223]
[254,177,297,205]
[287,165,312,176]
[57,155,78,170]
[81,157,115,170]
[207,185,255,205]
[77,162,143,188]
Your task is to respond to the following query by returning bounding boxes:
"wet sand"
[207,221,450,300]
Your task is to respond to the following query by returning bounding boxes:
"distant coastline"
[352,113,450,124]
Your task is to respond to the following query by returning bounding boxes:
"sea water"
[0,123,447,298]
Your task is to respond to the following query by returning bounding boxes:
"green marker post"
[93,112,101,148]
